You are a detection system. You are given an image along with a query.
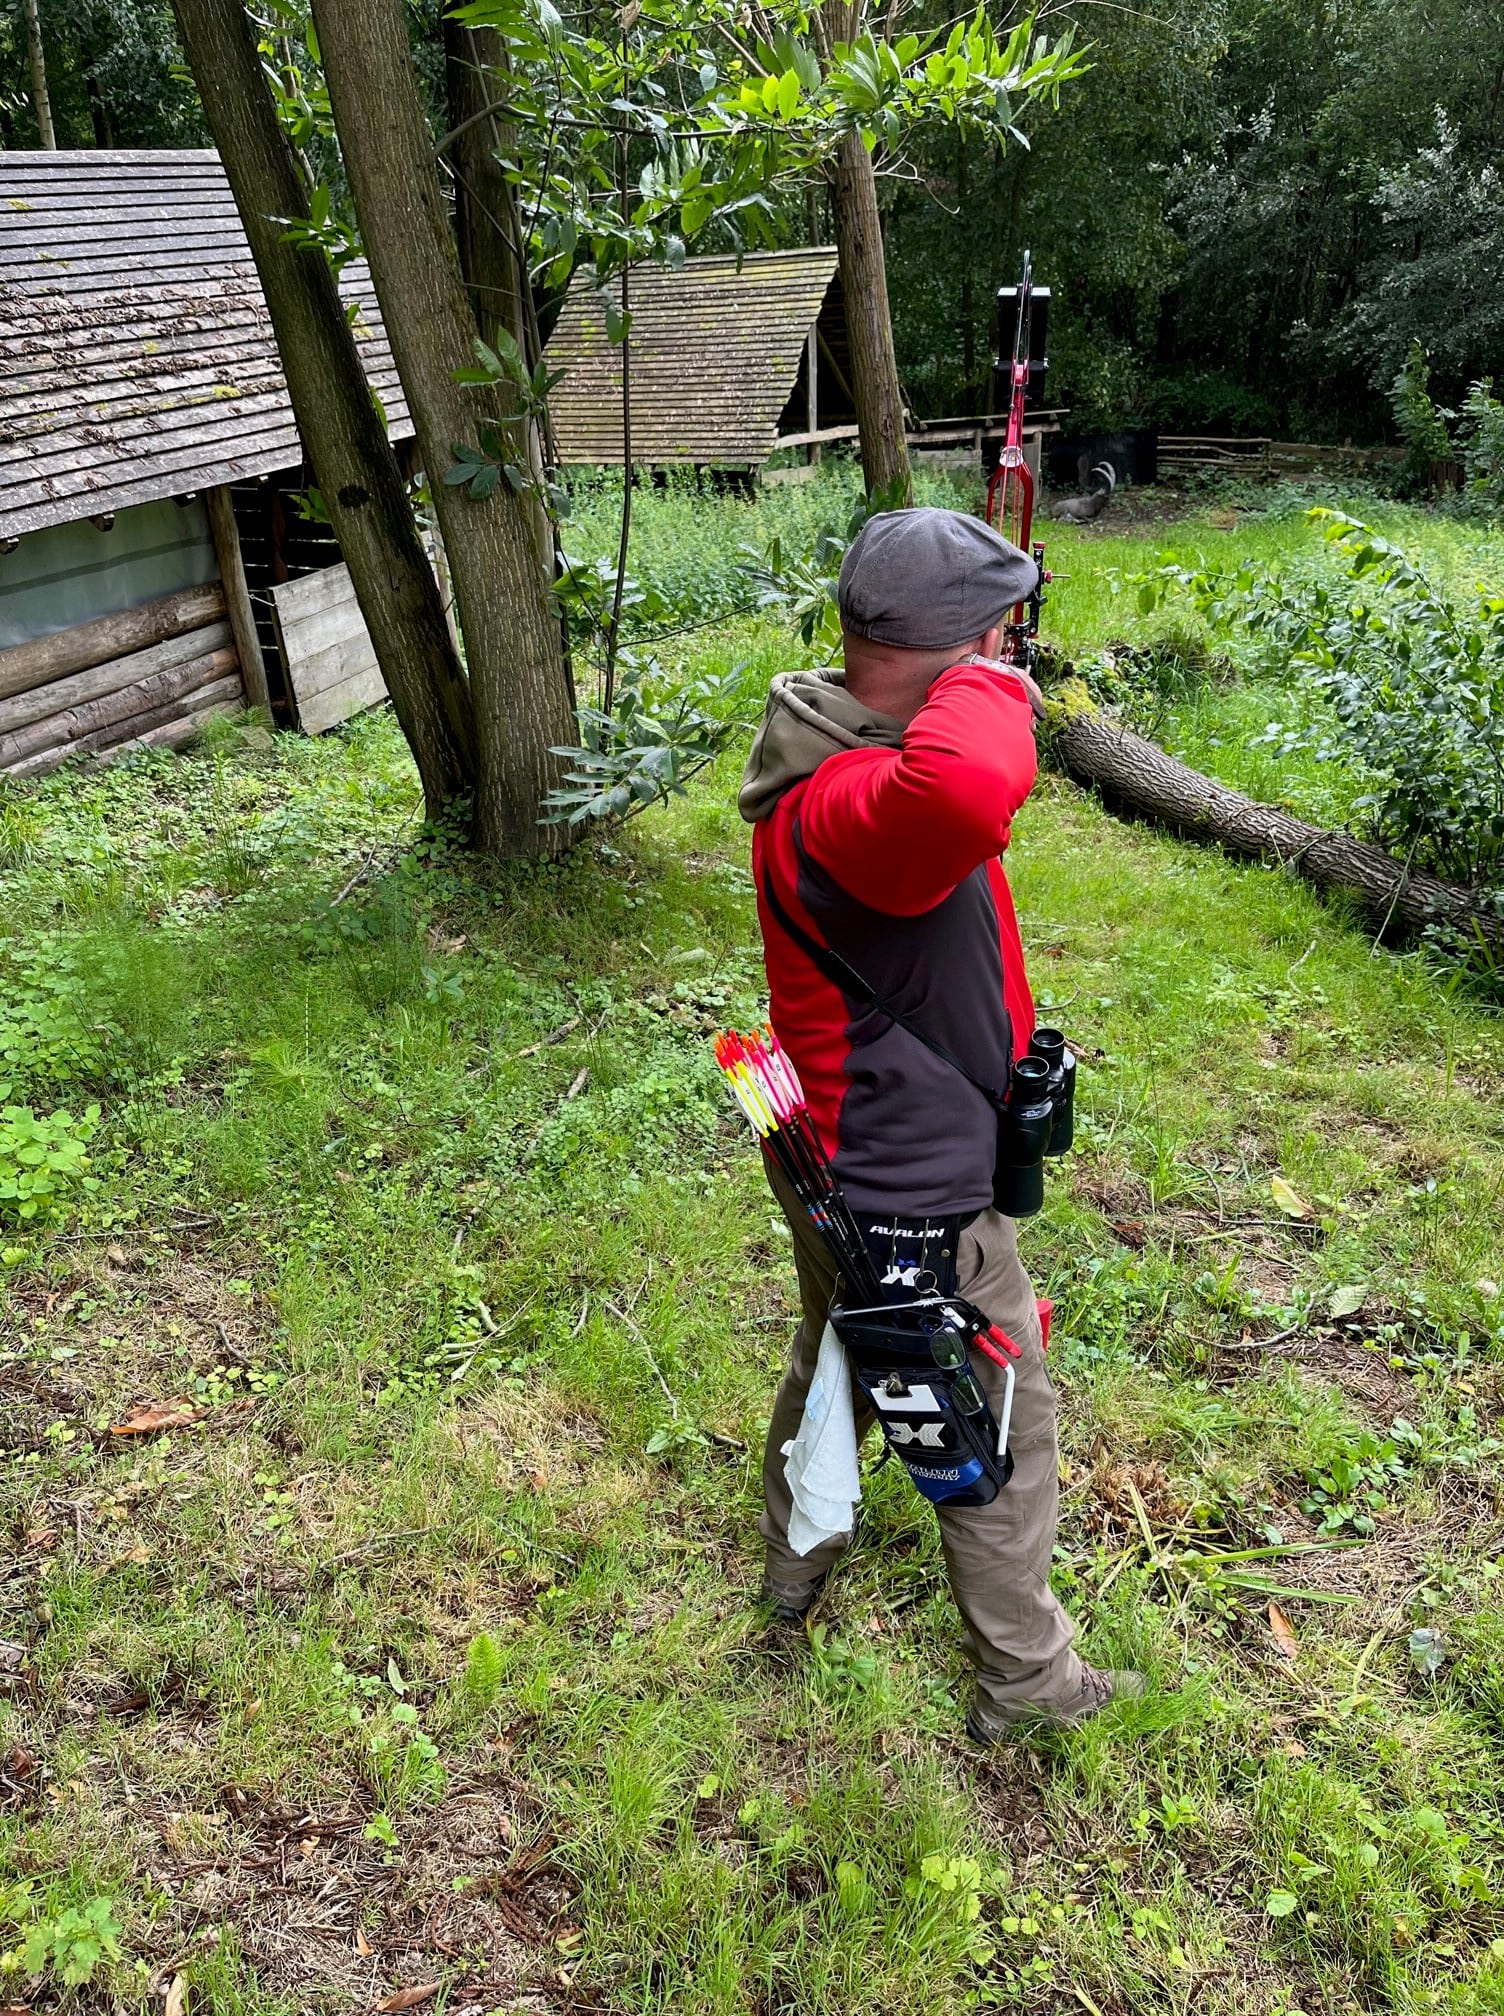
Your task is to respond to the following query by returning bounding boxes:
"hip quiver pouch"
[832,1289,1016,1508]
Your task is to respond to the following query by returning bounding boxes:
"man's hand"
[969,656,1047,721]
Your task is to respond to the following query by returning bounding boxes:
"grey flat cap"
[837,507,1039,649]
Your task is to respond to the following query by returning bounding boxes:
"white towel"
[782,1322,861,1557]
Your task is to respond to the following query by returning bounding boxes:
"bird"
[1052,459,1117,523]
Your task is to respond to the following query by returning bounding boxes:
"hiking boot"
[966,1664,1145,1745]
[758,1569,829,1624]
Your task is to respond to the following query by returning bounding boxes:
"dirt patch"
[151,1773,571,2012]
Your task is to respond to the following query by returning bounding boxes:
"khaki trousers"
[759,1171,1083,1724]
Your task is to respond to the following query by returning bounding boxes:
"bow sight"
[984,252,1051,675]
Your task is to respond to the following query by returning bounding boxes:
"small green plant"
[541,658,753,826]
[2,1892,123,1989]
[464,1630,505,1708]
[807,1624,878,1694]
[0,1102,100,1223]
[1299,1426,1410,1536]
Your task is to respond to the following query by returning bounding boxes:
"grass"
[3,469,1504,2015]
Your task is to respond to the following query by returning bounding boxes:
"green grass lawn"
[3,474,1504,2016]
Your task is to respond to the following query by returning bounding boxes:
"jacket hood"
[738,667,904,822]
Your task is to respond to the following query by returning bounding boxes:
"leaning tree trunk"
[1051,704,1504,952]
[814,0,911,503]
[169,0,475,820]
[312,0,574,859]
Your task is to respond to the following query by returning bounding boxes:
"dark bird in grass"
[1053,459,1117,523]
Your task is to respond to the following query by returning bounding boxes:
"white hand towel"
[782,1321,861,1557]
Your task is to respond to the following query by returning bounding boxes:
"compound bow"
[984,250,1049,675]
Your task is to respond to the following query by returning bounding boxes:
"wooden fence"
[1157,436,1404,482]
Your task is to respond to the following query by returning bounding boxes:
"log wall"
[0,584,245,778]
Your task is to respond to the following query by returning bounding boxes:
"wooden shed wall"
[0,583,244,777]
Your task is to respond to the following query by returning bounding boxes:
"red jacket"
[748,662,1038,1218]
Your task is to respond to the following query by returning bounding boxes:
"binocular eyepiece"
[993,1025,1076,1218]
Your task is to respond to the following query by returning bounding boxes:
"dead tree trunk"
[23,0,56,147]
[815,0,911,503]
[1051,707,1504,952]
[313,0,574,858]
[169,0,475,820]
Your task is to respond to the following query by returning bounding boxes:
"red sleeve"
[798,663,1039,916]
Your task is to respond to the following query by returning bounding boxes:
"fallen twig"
[605,1296,682,1420]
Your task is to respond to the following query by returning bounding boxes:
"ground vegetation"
[3,470,1504,2014]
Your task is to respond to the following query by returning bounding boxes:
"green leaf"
[1328,1284,1367,1319]
[469,463,501,500]
[1266,1890,1299,1919]
[776,68,800,118]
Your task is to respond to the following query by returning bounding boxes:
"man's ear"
[980,623,1003,660]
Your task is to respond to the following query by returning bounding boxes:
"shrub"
[1458,377,1504,517]
[1389,341,1453,494]
[1140,510,1504,890]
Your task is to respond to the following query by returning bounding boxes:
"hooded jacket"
[740,662,1038,1219]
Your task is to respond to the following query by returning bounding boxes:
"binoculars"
[992,1026,1075,1218]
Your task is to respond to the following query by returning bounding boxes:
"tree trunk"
[313,0,574,858]
[1051,706,1504,953]
[813,0,910,502]
[23,0,56,148]
[169,0,475,820]
[829,131,911,501]
[441,14,552,576]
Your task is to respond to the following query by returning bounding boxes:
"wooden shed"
[545,248,856,470]
[0,149,414,778]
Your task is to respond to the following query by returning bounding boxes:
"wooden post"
[806,323,821,468]
[204,485,271,715]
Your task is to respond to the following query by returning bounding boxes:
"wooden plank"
[269,563,389,734]
[0,586,227,701]
[0,622,232,736]
[296,662,389,736]
[0,644,238,770]
[11,674,242,779]
[272,595,368,669]
[269,562,362,628]
[95,692,243,767]
[204,485,270,716]
[285,627,379,704]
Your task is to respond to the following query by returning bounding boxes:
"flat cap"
[837,507,1039,649]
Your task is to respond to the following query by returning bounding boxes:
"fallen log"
[1048,696,1504,954]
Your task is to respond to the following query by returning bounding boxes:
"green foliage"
[1142,510,1504,891]
[1458,378,1504,517]
[0,0,204,149]
[2,1891,123,1989]
[1390,342,1454,492]
[541,658,754,826]
[0,1101,100,1224]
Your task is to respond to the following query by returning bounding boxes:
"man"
[738,506,1143,1741]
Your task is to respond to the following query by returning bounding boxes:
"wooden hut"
[0,149,414,779]
[545,248,856,472]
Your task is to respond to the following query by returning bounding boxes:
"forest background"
[5,0,1504,443]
